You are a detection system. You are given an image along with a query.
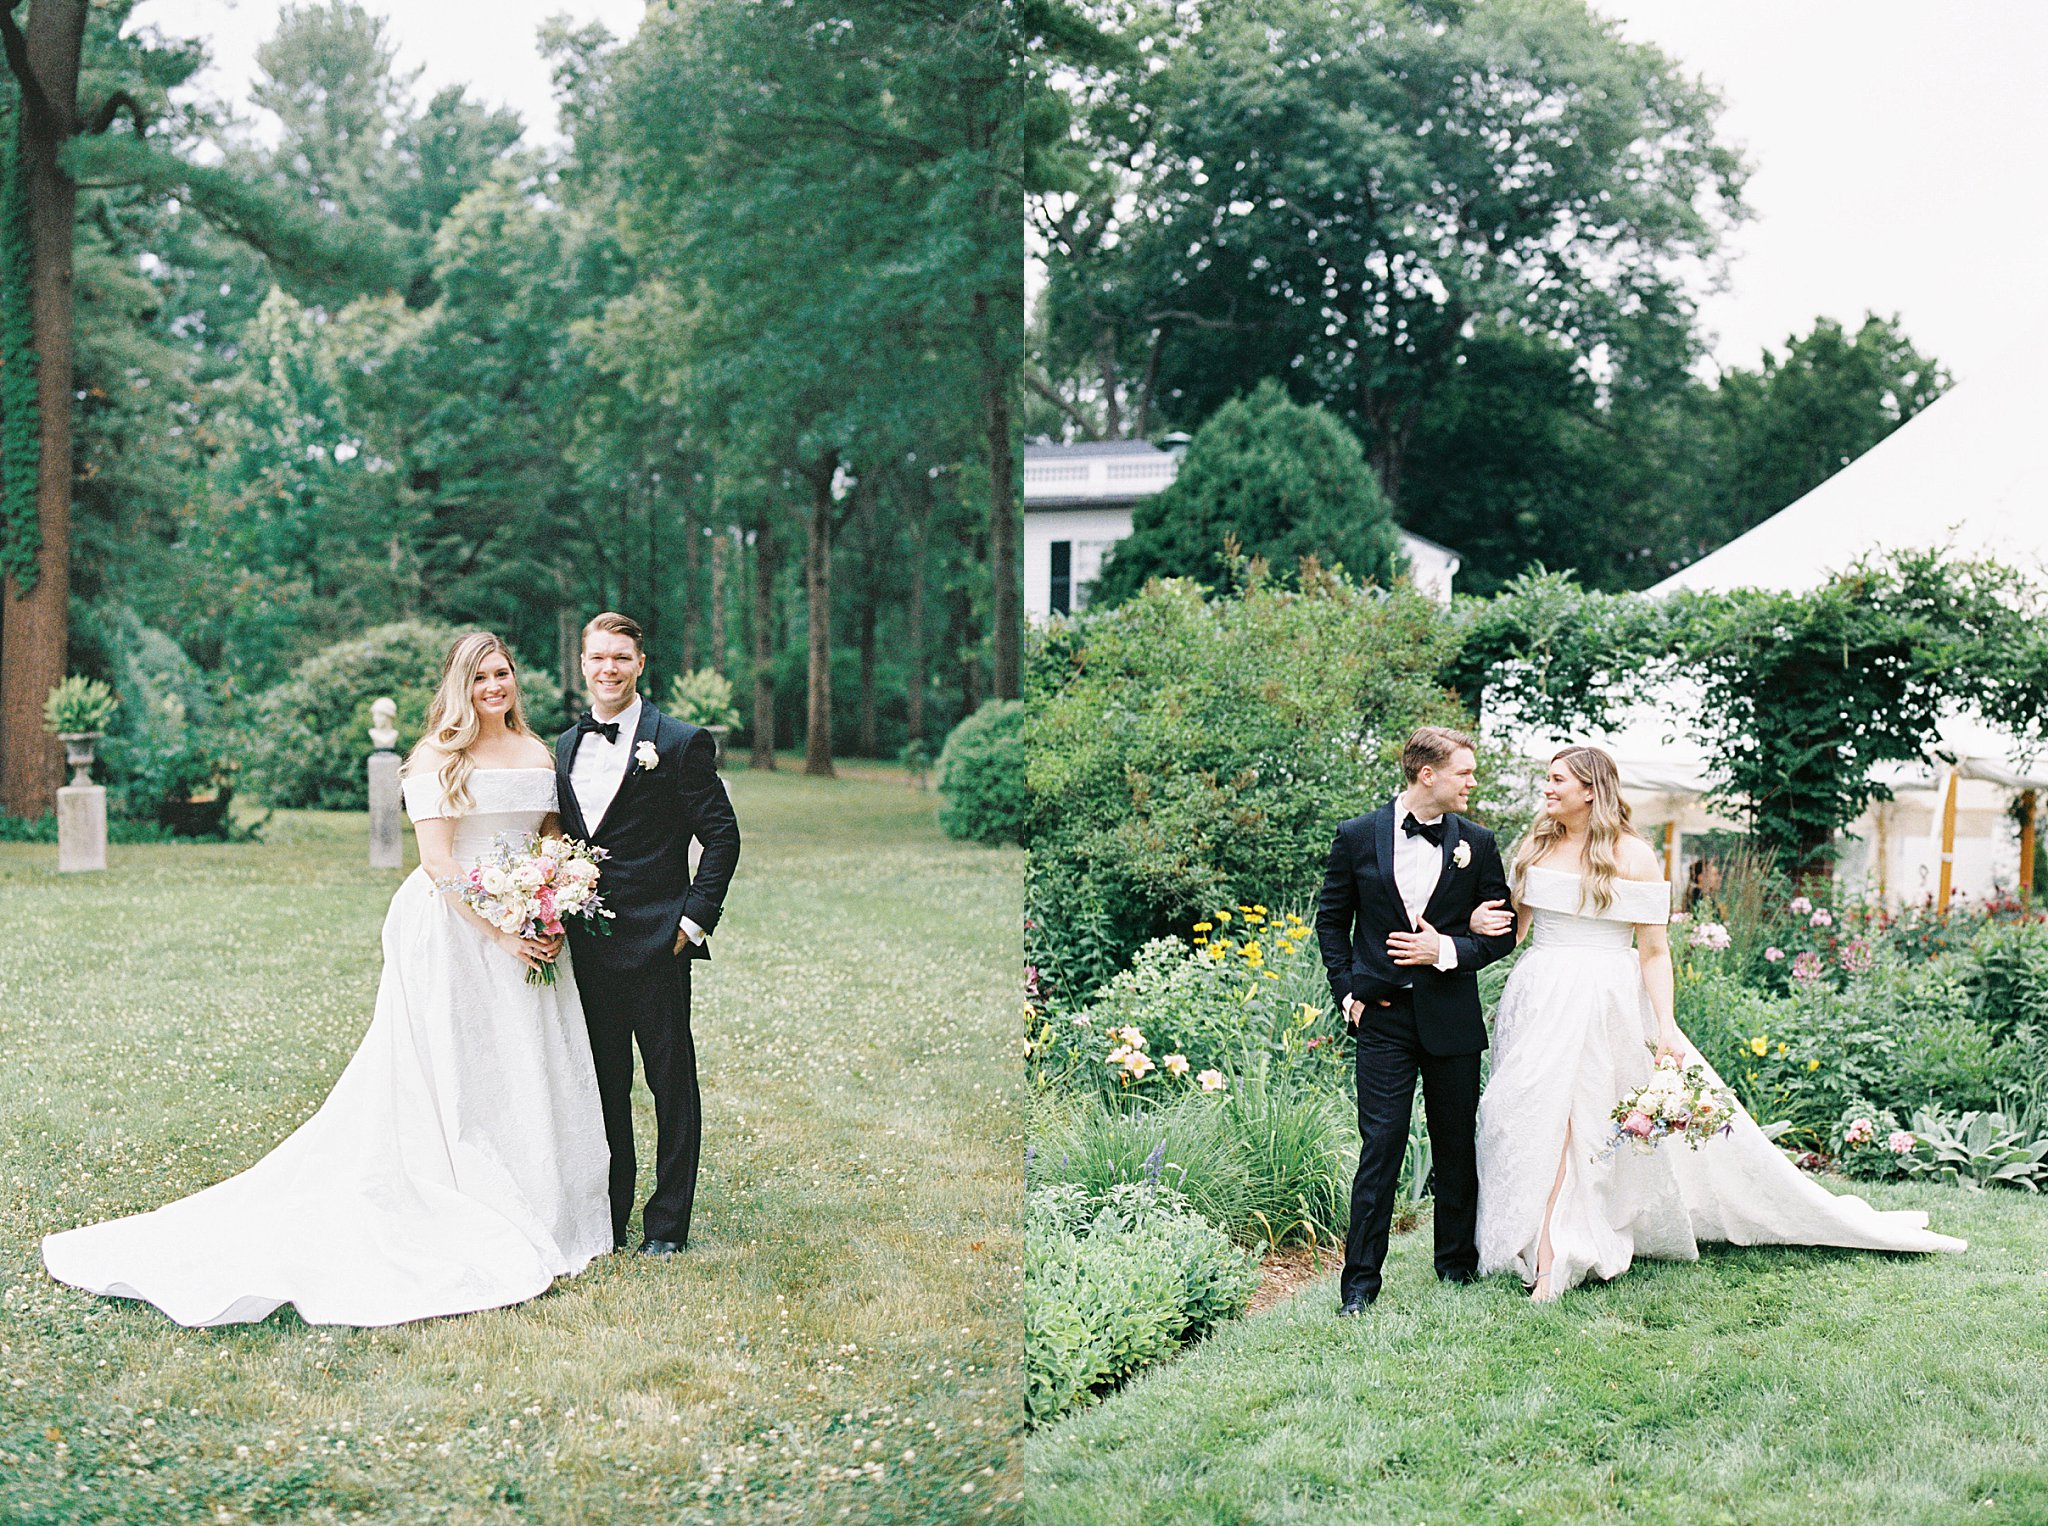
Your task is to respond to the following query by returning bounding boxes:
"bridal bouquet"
[446,832,612,986]
[1598,1053,1737,1159]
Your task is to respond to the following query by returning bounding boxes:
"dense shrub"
[1025,571,1470,1000]
[1085,380,1404,607]
[935,700,1027,846]
[1960,919,2048,1040]
[1683,951,2010,1150]
[1029,915,1345,1107]
[1024,1182,1259,1426]
[241,622,563,809]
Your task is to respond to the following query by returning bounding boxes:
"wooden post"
[2020,789,2038,906]
[1663,820,1681,888]
[1936,766,1960,914]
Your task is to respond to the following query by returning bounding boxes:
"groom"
[557,612,741,1256]
[1315,726,1514,1313]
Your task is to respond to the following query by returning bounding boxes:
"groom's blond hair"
[1401,726,1475,782]
[582,611,644,653]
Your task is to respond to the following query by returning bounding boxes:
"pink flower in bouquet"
[1623,1111,1655,1138]
[1845,1117,1874,1146]
[1888,1130,1917,1154]
[1790,951,1825,984]
[1764,947,1785,963]
[1788,895,1813,915]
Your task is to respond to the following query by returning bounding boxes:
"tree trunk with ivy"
[0,0,85,817]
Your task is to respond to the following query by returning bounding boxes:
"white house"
[1023,438,1462,620]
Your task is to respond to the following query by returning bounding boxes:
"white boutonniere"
[1452,841,1472,869]
[634,740,660,771]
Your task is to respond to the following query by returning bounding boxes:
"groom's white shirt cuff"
[1434,936,1457,971]
[678,915,707,946]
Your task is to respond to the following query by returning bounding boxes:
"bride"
[41,632,613,1326]
[1473,745,1964,1301]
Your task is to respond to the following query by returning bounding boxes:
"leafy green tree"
[1033,0,1746,502]
[1701,314,1948,548]
[1089,381,1404,606]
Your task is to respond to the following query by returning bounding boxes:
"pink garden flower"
[1888,1130,1917,1154]
[1810,908,1835,928]
[1838,937,1874,974]
[1790,951,1826,984]
[1845,1117,1874,1146]
[1788,895,1814,916]
[1623,1111,1655,1139]
[1764,947,1785,963]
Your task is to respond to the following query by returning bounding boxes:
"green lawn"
[1027,1190,2048,1526]
[0,768,1022,1524]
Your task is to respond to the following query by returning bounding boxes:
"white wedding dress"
[41,768,612,1327]
[1476,864,1964,1295]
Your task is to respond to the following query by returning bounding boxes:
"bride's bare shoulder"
[1617,835,1664,881]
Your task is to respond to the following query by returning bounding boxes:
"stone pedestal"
[57,784,107,873]
[368,750,402,869]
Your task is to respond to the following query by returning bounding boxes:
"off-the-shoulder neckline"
[1525,862,1668,888]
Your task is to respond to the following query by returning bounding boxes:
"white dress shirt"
[568,695,705,946]
[1391,791,1458,972]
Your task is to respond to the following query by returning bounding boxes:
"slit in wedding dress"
[1530,1121,1572,1302]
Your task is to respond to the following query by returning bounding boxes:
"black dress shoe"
[1337,1295,1374,1317]
[1439,1269,1479,1285]
[638,1238,684,1257]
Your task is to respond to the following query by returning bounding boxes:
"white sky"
[1602,0,2048,383]
[135,0,648,146]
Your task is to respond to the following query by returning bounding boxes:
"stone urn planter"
[57,731,102,787]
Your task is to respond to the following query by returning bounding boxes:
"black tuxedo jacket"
[1314,800,1515,1056]
[555,701,741,974]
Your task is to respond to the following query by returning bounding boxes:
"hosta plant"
[1899,1109,2048,1191]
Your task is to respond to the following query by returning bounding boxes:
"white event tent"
[1515,332,2048,906]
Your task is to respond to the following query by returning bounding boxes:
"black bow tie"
[1402,812,1445,847]
[576,714,621,745]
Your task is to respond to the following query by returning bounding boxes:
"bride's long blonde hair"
[1510,745,1645,914]
[402,632,536,814]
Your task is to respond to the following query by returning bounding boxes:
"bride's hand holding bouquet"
[445,832,614,985]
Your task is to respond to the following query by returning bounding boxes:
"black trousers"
[578,954,700,1247]
[1341,992,1482,1305]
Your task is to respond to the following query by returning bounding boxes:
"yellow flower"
[1193,922,1213,933]
[1215,910,1232,925]
[1254,905,1269,915]
[1245,913,1265,925]
[1807,1059,1820,1072]
[1263,971,1279,981]
[1748,1035,1769,1057]
[1776,1044,1789,1058]
[1193,936,1208,947]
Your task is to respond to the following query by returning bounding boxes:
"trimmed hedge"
[936,699,1027,847]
